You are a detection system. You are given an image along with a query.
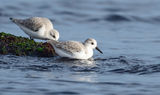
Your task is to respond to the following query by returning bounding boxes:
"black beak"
[96,47,103,54]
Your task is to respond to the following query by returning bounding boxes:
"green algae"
[36,47,44,52]
[0,32,55,57]
[1,46,7,54]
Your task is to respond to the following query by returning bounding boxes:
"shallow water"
[0,0,160,95]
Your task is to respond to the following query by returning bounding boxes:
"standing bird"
[48,38,103,59]
[10,17,59,40]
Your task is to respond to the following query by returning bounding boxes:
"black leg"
[30,37,34,40]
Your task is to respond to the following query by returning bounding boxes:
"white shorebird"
[10,17,59,40]
[48,38,103,59]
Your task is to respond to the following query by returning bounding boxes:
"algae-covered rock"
[0,32,56,57]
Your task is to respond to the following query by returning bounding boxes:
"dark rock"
[0,32,56,57]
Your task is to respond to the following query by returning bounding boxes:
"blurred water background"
[0,0,160,95]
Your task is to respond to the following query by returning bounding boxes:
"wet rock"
[0,32,55,57]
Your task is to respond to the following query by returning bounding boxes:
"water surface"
[0,0,160,95]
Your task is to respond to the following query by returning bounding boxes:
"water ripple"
[110,64,160,75]
[50,79,141,86]
[104,14,131,22]
[46,91,79,95]
[56,11,88,17]
[1,55,156,75]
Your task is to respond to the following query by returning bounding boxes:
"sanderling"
[10,17,59,40]
[48,38,103,59]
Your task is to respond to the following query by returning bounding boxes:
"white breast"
[54,46,88,59]
[19,25,46,39]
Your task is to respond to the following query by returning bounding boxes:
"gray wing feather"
[50,41,84,54]
[19,18,43,32]
[11,17,43,32]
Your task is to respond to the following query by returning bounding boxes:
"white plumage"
[10,17,59,40]
[48,38,103,59]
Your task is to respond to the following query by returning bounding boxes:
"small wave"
[103,8,127,12]
[109,64,160,75]
[86,14,160,24]
[6,5,21,10]
[50,79,141,86]
[16,64,64,72]
[95,56,144,65]
[0,60,12,69]
[86,14,131,23]
[46,91,79,95]
[0,55,158,75]
[151,16,160,23]
[37,5,51,10]
[104,14,131,22]
[0,60,8,64]
[0,12,10,17]
[71,66,99,72]
[56,11,88,17]
[86,18,101,22]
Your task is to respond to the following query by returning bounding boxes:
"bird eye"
[35,29,38,32]
[91,42,94,45]
[53,35,56,38]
